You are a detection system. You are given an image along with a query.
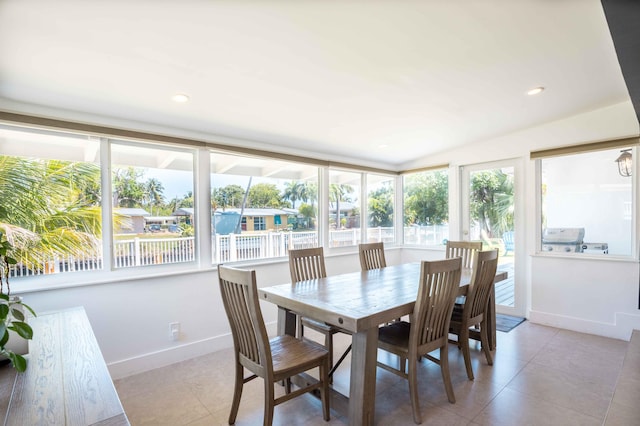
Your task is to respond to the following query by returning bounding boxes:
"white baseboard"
[108,321,278,380]
[529,310,640,341]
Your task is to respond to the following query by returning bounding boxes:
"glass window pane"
[328,170,361,247]
[111,141,195,268]
[468,167,514,246]
[211,152,318,263]
[0,124,102,277]
[540,147,633,256]
[403,169,449,246]
[366,174,395,243]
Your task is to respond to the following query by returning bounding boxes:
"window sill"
[532,251,637,262]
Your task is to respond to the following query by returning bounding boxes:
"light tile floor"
[114,322,636,425]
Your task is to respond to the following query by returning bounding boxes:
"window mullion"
[100,137,114,271]
[195,147,211,268]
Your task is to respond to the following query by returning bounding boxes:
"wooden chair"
[359,242,387,271]
[218,264,330,425]
[377,257,462,424]
[448,249,499,380]
[360,241,402,324]
[445,240,482,269]
[288,247,351,379]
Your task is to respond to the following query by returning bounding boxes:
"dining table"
[258,262,508,426]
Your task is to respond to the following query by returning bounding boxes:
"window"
[403,169,449,246]
[328,170,361,247]
[211,152,319,263]
[366,173,395,243]
[111,141,196,268]
[253,217,266,231]
[1,120,405,286]
[539,146,633,256]
[0,124,102,276]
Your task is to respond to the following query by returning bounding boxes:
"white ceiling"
[0,0,632,169]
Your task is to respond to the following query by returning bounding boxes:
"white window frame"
[533,143,638,260]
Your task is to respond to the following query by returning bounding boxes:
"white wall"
[12,100,640,380]
[530,256,640,340]
[21,247,402,379]
[405,99,640,342]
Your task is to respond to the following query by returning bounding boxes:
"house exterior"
[114,208,150,234]
[216,208,292,232]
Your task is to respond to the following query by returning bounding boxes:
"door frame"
[459,159,525,317]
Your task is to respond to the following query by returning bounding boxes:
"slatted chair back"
[218,265,271,374]
[465,249,499,321]
[359,242,387,271]
[289,247,327,282]
[446,240,482,269]
[412,257,462,351]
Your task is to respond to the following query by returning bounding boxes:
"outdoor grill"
[542,228,585,253]
[582,242,609,254]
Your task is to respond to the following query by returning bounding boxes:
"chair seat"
[270,335,329,379]
[378,320,411,351]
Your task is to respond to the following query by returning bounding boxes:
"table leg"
[277,307,297,337]
[348,327,378,426]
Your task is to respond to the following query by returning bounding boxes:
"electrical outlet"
[169,322,180,341]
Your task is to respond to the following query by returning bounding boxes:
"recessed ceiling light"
[171,93,190,103]
[526,87,544,96]
[378,144,389,149]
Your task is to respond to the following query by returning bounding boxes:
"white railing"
[215,231,319,263]
[403,224,449,246]
[9,225,449,277]
[114,236,195,267]
[9,250,104,277]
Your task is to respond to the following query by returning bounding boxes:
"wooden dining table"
[259,262,507,426]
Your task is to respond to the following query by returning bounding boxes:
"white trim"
[528,310,640,342]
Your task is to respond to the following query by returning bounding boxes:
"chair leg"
[407,356,422,424]
[324,332,334,383]
[439,345,456,404]
[229,363,244,425]
[264,381,275,426]
[320,357,331,421]
[480,319,494,366]
[460,326,474,380]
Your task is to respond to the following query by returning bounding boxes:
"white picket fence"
[9,225,447,277]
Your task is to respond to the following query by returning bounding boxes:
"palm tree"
[283,181,303,209]
[330,183,354,229]
[0,156,103,272]
[303,182,317,207]
[469,170,514,237]
[144,178,165,215]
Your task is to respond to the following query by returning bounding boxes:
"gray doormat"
[495,314,526,332]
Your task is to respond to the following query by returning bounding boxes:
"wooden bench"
[1,306,129,425]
